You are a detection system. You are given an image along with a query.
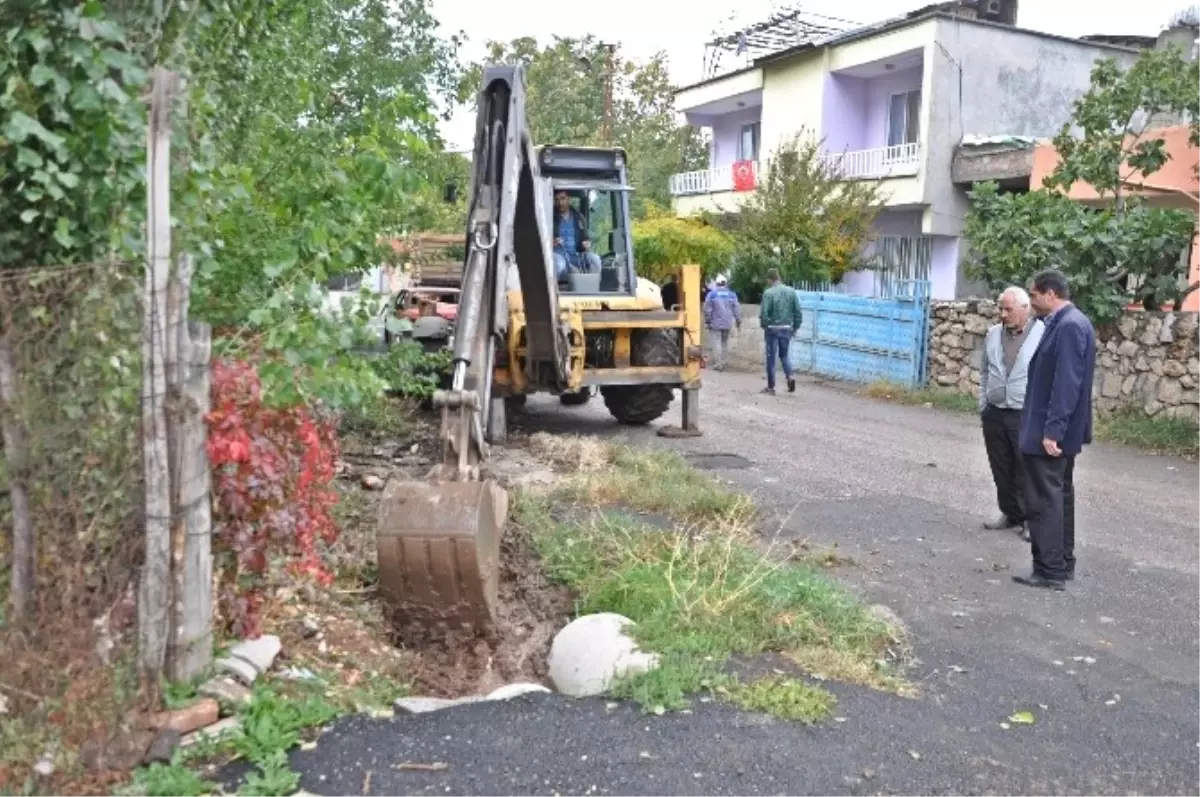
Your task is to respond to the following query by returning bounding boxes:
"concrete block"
[181,716,242,747]
[394,696,484,714]
[215,655,259,686]
[487,683,552,701]
[547,613,660,698]
[229,634,282,675]
[199,676,253,711]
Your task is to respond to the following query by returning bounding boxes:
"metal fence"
[787,278,932,387]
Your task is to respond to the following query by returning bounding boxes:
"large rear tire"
[601,330,678,425]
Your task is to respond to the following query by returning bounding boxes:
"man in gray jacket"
[703,275,740,370]
[979,286,1045,541]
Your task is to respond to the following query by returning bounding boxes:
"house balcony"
[667,143,920,203]
[823,142,922,180]
[819,47,927,185]
[668,162,759,196]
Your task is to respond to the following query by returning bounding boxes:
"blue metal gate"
[787,279,931,387]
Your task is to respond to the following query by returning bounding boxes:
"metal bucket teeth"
[376,478,507,635]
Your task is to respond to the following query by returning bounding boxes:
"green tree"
[632,204,733,284]
[458,37,707,215]
[1,1,148,267]
[729,131,883,301]
[170,0,462,408]
[966,46,1199,320]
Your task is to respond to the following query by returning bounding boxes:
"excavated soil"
[399,519,573,698]
[340,410,574,700]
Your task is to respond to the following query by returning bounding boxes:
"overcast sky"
[429,0,1193,150]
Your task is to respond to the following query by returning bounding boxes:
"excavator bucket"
[376,478,509,635]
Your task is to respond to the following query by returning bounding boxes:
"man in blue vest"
[703,275,741,370]
[1015,269,1096,591]
[979,286,1045,542]
[552,190,601,280]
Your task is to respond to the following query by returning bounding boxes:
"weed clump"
[515,442,908,719]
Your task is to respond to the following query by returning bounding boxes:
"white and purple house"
[669,1,1141,299]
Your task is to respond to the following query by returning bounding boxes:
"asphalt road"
[292,371,1199,796]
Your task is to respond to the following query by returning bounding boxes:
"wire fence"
[0,262,148,776]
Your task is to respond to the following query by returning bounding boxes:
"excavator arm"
[378,64,704,636]
[432,65,570,477]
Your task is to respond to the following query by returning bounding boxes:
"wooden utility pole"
[602,43,616,146]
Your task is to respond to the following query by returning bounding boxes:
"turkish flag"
[732,159,756,192]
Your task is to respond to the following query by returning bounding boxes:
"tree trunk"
[0,319,34,623]
[1174,280,1200,311]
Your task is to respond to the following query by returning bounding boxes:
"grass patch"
[516,461,906,720]
[862,380,979,413]
[336,392,415,444]
[727,677,837,723]
[1094,406,1198,459]
[544,439,750,523]
[132,675,393,796]
[117,676,362,797]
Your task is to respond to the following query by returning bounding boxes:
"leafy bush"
[206,359,341,638]
[632,205,733,284]
[370,342,452,398]
[728,247,782,304]
[965,182,1196,324]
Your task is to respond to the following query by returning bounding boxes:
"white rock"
[394,696,483,714]
[279,666,320,681]
[229,634,282,676]
[215,655,259,686]
[547,613,660,697]
[33,755,54,777]
[487,683,552,701]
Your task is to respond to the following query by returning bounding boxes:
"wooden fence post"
[139,67,177,685]
[168,314,213,681]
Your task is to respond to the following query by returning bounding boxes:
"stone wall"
[929,301,1200,422]
[702,304,768,371]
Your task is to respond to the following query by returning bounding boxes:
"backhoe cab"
[489,143,704,432]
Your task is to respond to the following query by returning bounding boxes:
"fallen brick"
[147,698,219,734]
[180,716,242,747]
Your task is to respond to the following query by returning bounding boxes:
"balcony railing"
[823,143,921,179]
[668,162,758,196]
[668,143,921,197]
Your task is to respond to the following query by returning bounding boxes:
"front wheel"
[600,329,677,425]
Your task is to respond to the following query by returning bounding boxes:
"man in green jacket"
[758,268,802,394]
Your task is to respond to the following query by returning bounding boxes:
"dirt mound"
[527,432,611,473]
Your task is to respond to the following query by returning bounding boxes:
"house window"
[738,122,760,161]
[886,90,921,148]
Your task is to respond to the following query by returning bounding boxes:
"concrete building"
[669,0,1141,299]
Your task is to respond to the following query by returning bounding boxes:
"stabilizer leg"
[657,386,703,438]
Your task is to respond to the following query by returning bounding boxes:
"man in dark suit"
[1015,269,1096,591]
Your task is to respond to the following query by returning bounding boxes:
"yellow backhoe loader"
[377,64,704,635]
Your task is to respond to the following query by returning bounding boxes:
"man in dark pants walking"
[1015,269,1096,591]
[758,268,801,395]
[979,286,1044,541]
